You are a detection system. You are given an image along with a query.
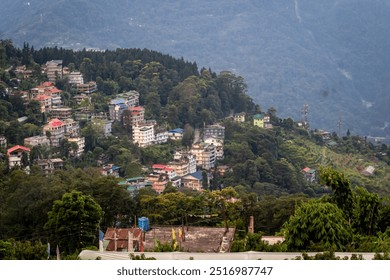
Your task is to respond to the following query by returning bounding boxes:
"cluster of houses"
[119,124,226,194]
[4,59,320,187]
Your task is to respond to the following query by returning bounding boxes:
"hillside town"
[4,60,281,195]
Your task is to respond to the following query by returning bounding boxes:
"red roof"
[302,167,311,173]
[48,118,64,127]
[41,82,55,87]
[129,106,144,111]
[7,145,30,157]
[152,164,174,172]
[104,228,143,251]
[45,88,62,94]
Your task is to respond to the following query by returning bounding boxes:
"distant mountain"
[1,0,389,137]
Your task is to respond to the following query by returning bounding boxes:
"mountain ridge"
[1,0,389,137]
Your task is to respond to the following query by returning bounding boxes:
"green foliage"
[129,253,156,260]
[320,167,354,219]
[44,190,103,254]
[352,187,380,236]
[283,201,352,251]
[0,239,47,260]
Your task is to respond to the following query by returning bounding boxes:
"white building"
[190,143,216,170]
[68,137,85,157]
[133,124,155,148]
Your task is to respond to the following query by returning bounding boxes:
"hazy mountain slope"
[1,0,389,137]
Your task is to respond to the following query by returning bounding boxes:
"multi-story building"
[43,119,66,147]
[73,94,90,105]
[181,171,204,191]
[36,158,64,176]
[173,150,197,174]
[203,124,225,141]
[109,92,140,121]
[233,112,246,122]
[45,60,63,82]
[76,81,97,94]
[132,124,155,148]
[92,118,113,137]
[168,128,184,141]
[34,95,52,112]
[43,118,80,147]
[152,164,177,180]
[67,71,84,85]
[166,159,190,177]
[48,107,73,120]
[67,137,85,157]
[146,173,169,194]
[31,82,62,108]
[190,142,216,170]
[128,106,145,126]
[7,145,30,169]
[24,135,51,147]
[204,137,224,159]
[253,114,271,128]
[154,129,168,144]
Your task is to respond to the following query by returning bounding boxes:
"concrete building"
[68,137,85,157]
[67,71,84,85]
[190,143,216,170]
[132,124,155,147]
[45,60,63,82]
[203,124,225,141]
[7,145,30,169]
[24,135,51,147]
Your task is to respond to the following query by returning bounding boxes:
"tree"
[353,187,380,236]
[320,167,354,219]
[44,191,103,254]
[282,201,352,251]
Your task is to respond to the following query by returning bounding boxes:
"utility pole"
[338,116,342,137]
[301,103,310,131]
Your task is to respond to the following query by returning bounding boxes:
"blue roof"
[110,98,126,105]
[189,170,203,180]
[168,128,184,133]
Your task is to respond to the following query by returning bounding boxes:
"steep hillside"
[1,0,389,137]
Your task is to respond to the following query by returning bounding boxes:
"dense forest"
[0,40,390,259]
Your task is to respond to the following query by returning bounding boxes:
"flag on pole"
[171,228,177,250]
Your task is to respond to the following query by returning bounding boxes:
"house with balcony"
[146,173,169,194]
[127,106,145,126]
[48,107,73,120]
[67,137,85,157]
[152,164,177,180]
[203,124,225,142]
[154,129,168,144]
[204,136,224,159]
[24,135,51,147]
[45,60,63,82]
[168,128,184,141]
[36,158,64,176]
[190,142,216,170]
[76,81,97,94]
[67,71,84,86]
[173,150,197,174]
[43,119,66,147]
[132,123,155,148]
[7,145,30,169]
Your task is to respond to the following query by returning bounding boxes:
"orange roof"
[48,118,64,127]
[45,88,62,94]
[129,106,144,111]
[34,95,51,101]
[7,145,30,157]
[41,82,55,87]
